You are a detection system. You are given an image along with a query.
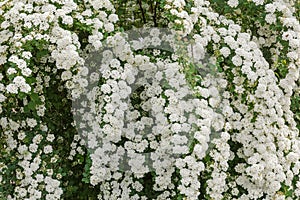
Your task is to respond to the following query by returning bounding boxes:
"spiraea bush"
[0,0,300,199]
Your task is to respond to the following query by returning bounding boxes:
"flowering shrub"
[0,0,299,199]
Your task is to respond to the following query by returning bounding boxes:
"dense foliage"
[0,0,300,199]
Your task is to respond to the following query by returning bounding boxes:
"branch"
[153,1,159,27]
[138,0,147,24]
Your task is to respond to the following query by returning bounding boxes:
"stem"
[138,0,147,24]
[153,1,159,27]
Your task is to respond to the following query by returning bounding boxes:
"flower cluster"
[71,29,223,199]
[0,0,117,199]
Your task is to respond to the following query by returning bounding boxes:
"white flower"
[150,28,160,37]
[229,24,241,32]
[46,134,55,142]
[29,143,38,153]
[287,51,298,60]
[61,71,72,81]
[7,68,17,75]
[19,83,31,93]
[16,59,27,69]
[265,3,276,13]
[110,59,120,69]
[151,37,161,46]
[27,118,37,128]
[108,14,118,23]
[101,84,111,94]
[6,83,18,94]
[196,87,209,98]
[252,0,264,6]
[21,68,32,76]
[110,70,121,79]
[15,187,27,197]
[44,145,53,154]
[232,55,243,66]
[224,36,239,49]
[18,131,26,140]
[171,123,182,133]
[104,23,114,33]
[22,51,32,59]
[18,145,28,154]
[33,134,43,144]
[220,47,231,57]
[13,76,26,87]
[62,15,73,25]
[265,14,276,24]
[227,0,239,8]
[78,78,88,88]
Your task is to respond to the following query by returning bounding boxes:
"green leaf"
[82,177,89,183]
[27,101,36,111]
[17,92,27,99]
[36,49,48,60]
[30,92,41,104]
[26,77,36,84]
